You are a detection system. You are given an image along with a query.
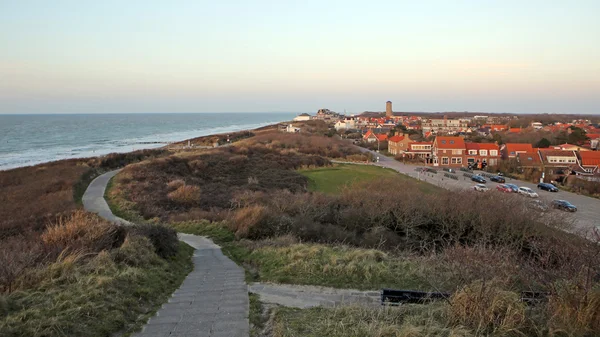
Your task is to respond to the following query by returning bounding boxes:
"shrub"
[166,179,185,191]
[167,184,201,205]
[111,234,163,267]
[547,281,600,336]
[228,205,268,238]
[449,280,526,335]
[132,224,179,258]
[0,236,42,293]
[41,211,125,254]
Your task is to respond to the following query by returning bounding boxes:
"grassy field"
[300,164,399,194]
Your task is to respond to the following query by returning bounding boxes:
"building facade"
[431,136,466,167]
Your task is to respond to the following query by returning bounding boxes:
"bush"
[132,224,179,259]
[41,211,125,254]
[547,281,600,336]
[449,280,526,335]
[167,184,201,205]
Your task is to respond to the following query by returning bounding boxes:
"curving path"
[83,170,249,337]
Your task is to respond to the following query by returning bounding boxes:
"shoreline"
[0,120,288,172]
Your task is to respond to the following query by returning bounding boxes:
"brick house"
[388,133,412,155]
[465,143,501,167]
[431,136,466,167]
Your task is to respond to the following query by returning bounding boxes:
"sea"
[0,113,296,171]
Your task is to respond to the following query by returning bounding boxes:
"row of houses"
[364,131,600,174]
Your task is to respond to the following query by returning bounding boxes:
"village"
[287,102,600,189]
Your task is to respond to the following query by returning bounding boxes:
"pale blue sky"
[1,0,599,114]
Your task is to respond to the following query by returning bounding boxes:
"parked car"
[490,175,506,183]
[551,200,577,212]
[473,184,489,192]
[537,182,558,192]
[496,184,512,193]
[528,200,549,212]
[504,183,519,193]
[471,175,486,183]
[518,186,539,198]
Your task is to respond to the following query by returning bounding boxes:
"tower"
[386,101,392,118]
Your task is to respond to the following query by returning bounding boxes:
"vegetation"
[235,238,427,290]
[270,304,468,337]
[171,130,255,147]
[105,129,600,336]
[0,148,168,238]
[300,164,398,194]
[0,211,193,337]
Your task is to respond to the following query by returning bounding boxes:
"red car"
[496,184,512,193]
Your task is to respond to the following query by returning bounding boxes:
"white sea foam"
[0,114,293,171]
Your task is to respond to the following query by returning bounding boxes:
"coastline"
[0,119,289,172]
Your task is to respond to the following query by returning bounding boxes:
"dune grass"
[0,237,193,337]
[238,241,430,290]
[299,164,399,194]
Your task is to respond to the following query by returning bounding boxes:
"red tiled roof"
[388,135,405,143]
[579,151,600,166]
[586,133,600,139]
[434,136,465,149]
[375,134,388,141]
[509,128,522,133]
[541,150,577,157]
[505,143,534,153]
[465,143,499,151]
[517,152,542,166]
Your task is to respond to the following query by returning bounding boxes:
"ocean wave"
[0,118,288,171]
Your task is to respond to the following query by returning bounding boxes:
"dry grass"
[271,304,470,337]
[0,212,193,337]
[0,159,90,237]
[547,281,600,336]
[449,280,526,335]
[41,211,124,254]
[227,205,268,238]
[167,184,201,205]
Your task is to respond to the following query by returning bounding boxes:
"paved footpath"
[249,283,380,309]
[83,170,249,337]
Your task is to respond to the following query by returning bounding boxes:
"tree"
[567,127,589,145]
[536,138,551,148]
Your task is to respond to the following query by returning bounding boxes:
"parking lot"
[369,151,600,234]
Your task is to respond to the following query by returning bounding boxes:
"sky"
[1,0,599,114]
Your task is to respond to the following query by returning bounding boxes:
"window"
[480,150,488,156]
[450,140,455,144]
[568,158,576,163]
[441,140,446,144]
[468,150,477,155]
[451,157,462,164]
[510,151,515,155]
[490,150,498,156]
[442,157,449,165]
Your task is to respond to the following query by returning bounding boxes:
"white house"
[286,124,301,133]
[293,113,312,122]
[334,118,357,131]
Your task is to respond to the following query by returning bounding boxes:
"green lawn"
[300,164,399,194]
